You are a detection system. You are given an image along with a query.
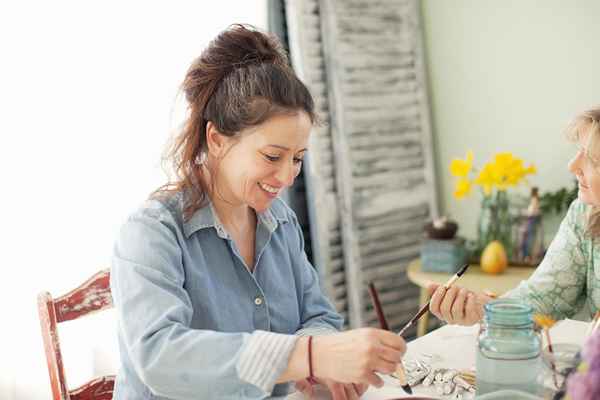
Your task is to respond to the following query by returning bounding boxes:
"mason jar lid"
[484,299,534,327]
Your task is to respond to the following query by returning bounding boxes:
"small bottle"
[476,299,542,395]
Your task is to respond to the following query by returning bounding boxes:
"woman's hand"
[427,282,493,325]
[295,378,368,400]
[312,328,406,388]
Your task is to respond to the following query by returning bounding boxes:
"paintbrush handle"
[397,264,470,337]
[398,302,429,336]
[588,311,600,336]
[368,282,390,331]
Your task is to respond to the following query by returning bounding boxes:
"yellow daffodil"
[454,178,472,199]
[533,314,557,329]
[525,164,537,175]
[474,164,496,195]
[450,150,474,178]
[449,151,536,200]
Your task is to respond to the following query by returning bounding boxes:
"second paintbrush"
[367,281,413,395]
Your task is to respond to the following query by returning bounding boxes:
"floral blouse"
[506,199,600,321]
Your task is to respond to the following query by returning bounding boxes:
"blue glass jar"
[476,299,542,396]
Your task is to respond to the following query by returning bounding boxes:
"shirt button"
[254,297,263,306]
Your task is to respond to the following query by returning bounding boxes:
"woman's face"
[209,111,311,213]
[568,127,600,206]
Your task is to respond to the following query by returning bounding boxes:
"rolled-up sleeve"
[111,209,299,399]
[288,213,344,335]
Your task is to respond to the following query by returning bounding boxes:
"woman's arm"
[429,199,589,324]
[504,199,589,320]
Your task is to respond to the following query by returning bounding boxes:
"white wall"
[421,0,600,239]
[0,2,266,399]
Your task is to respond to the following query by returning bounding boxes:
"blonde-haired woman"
[428,106,600,325]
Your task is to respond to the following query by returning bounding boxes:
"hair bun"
[213,24,288,69]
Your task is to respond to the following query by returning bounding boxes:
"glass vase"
[477,190,513,256]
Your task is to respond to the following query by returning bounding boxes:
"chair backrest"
[37,269,115,400]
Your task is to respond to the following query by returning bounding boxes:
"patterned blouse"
[506,198,600,320]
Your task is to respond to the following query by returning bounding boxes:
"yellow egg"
[480,240,508,274]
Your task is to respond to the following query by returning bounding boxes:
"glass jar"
[476,299,542,396]
[537,343,581,399]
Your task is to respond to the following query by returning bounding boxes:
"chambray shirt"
[110,192,343,399]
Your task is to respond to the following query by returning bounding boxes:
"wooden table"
[407,259,536,337]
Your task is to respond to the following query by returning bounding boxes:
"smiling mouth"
[258,182,280,196]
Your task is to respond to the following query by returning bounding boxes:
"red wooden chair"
[37,269,115,400]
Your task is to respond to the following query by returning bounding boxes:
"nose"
[275,160,297,187]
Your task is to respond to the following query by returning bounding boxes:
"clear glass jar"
[537,343,581,399]
[476,299,542,396]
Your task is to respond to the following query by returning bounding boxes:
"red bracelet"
[307,336,318,385]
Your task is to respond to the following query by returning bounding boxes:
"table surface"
[287,319,589,399]
[407,259,536,295]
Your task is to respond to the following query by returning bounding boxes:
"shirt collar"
[183,198,289,239]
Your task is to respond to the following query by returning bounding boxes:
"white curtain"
[0,2,266,398]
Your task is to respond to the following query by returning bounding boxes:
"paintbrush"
[398,263,470,336]
[587,311,600,337]
[367,281,413,395]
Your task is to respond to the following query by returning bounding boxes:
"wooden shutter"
[284,0,349,324]
[285,0,439,334]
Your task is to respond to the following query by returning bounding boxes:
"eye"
[263,154,280,162]
[293,157,304,165]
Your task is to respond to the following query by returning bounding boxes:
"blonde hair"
[565,106,600,237]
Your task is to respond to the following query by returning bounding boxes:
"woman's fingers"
[376,329,407,353]
[373,358,399,375]
[451,288,467,323]
[440,286,459,323]
[426,281,441,296]
[377,345,404,364]
[429,285,447,320]
[465,292,480,325]
[345,384,360,400]
[328,382,347,400]
[365,371,385,388]
[354,383,369,396]
[295,379,313,397]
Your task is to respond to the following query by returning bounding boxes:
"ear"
[206,121,227,158]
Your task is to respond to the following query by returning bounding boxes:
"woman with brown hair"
[110,24,406,399]
[427,106,600,326]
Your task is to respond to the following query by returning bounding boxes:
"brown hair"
[565,106,600,237]
[155,24,316,219]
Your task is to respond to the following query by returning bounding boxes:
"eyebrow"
[267,144,308,152]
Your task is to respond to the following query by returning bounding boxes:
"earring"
[196,151,207,165]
